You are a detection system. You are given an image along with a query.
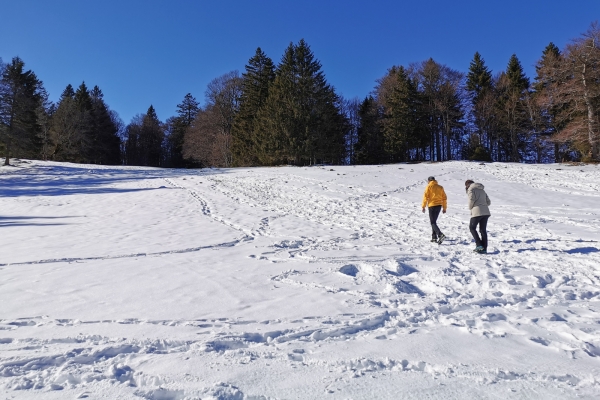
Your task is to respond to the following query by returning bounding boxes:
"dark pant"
[469,215,490,249]
[428,205,443,239]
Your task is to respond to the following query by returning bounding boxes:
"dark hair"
[465,180,474,192]
[428,176,435,182]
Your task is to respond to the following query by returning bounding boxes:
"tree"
[340,96,361,164]
[88,85,121,164]
[538,22,600,161]
[232,48,275,166]
[494,55,531,162]
[466,52,495,158]
[51,84,79,161]
[534,42,566,162]
[36,86,55,161]
[183,72,242,167]
[414,59,465,161]
[164,93,199,167]
[466,52,493,99]
[384,66,418,161]
[50,83,120,164]
[257,40,347,165]
[354,96,385,164]
[0,57,43,165]
[125,106,164,166]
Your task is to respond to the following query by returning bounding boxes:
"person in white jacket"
[465,180,491,253]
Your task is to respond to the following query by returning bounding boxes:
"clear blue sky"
[1,1,598,124]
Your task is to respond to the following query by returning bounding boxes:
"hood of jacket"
[468,182,485,192]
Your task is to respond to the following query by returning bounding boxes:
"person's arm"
[486,193,491,206]
[442,188,447,213]
[421,187,429,212]
[467,190,475,210]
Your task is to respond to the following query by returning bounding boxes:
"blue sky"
[1,1,598,124]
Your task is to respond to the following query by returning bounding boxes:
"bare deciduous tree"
[184,71,242,167]
[537,22,600,160]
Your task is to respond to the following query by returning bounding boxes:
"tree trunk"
[4,138,10,165]
[580,63,599,160]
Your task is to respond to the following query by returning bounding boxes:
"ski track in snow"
[1,160,600,398]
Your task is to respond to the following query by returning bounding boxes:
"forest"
[1,23,599,168]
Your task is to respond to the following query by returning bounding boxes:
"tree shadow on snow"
[506,239,599,245]
[0,215,76,228]
[0,164,230,197]
[564,247,600,254]
[514,246,599,254]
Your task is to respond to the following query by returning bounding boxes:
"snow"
[1,159,599,399]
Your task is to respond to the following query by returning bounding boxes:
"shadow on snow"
[0,163,230,198]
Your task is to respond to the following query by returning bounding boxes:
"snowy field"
[1,159,599,399]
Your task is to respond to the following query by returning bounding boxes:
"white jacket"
[467,183,491,217]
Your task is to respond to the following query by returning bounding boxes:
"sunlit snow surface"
[1,159,599,399]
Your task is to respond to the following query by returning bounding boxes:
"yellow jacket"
[422,180,447,211]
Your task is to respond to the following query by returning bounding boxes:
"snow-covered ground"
[1,159,599,399]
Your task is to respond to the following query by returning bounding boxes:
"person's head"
[465,179,474,192]
[427,176,436,182]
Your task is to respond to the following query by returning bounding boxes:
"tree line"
[1,23,599,167]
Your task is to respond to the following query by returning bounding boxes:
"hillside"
[1,160,599,399]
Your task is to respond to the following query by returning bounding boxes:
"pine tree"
[232,48,275,166]
[258,40,346,165]
[465,52,496,159]
[495,54,531,162]
[0,57,43,165]
[534,42,564,162]
[354,96,385,164]
[36,86,55,160]
[89,85,121,164]
[466,52,493,101]
[382,66,420,162]
[534,42,561,91]
[73,82,95,161]
[177,93,199,126]
[61,84,75,99]
[51,84,79,161]
[506,54,530,92]
[139,105,163,166]
[124,106,163,167]
[166,93,199,167]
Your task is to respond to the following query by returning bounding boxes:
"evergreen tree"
[382,66,421,162]
[232,48,275,166]
[258,40,346,165]
[506,54,530,92]
[51,84,79,161]
[89,85,121,164]
[177,93,200,126]
[495,54,531,162]
[466,52,493,101]
[61,84,75,99]
[466,52,496,159]
[75,82,93,112]
[36,86,55,160]
[354,96,385,164]
[142,105,163,166]
[165,93,199,167]
[126,105,163,166]
[534,43,561,91]
[415,59,465,161]
[0,57,43,165]
[72,82,94,161]
[534,42,565,162]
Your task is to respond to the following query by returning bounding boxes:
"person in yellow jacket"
[421,176,447,244]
